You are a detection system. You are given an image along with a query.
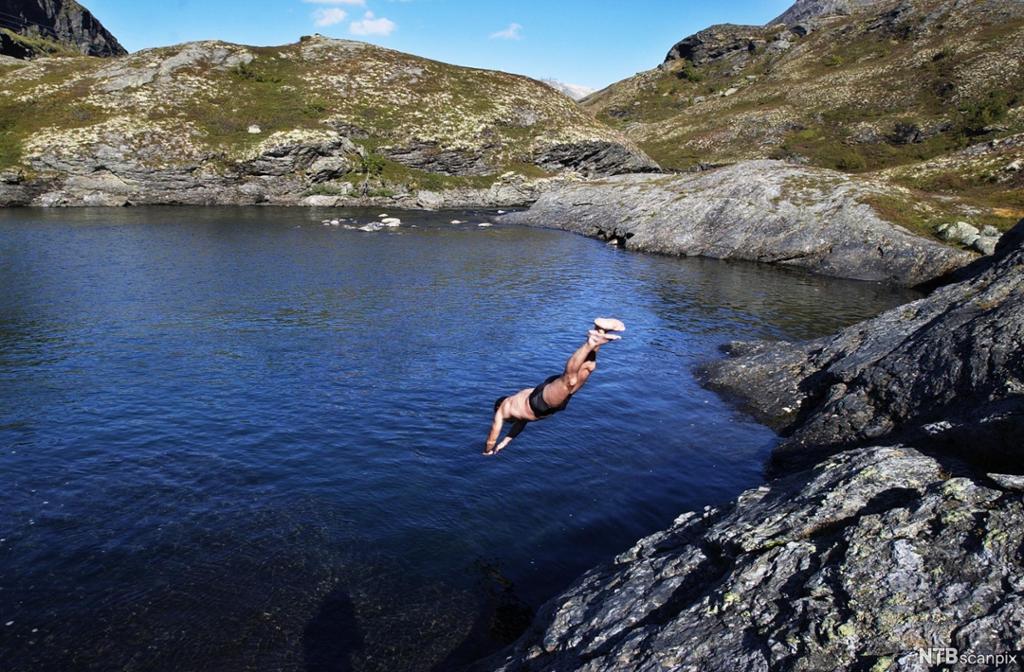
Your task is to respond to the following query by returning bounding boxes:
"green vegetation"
[0,27,77,58]
[677,61,705,83]
[345,154,499,193]
[0,110,20,169]
[958,90,1017,137]
[859,192,947,239]
[0,58,111,170]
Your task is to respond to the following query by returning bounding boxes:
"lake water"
[0,207,918,671]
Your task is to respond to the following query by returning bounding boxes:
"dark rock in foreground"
[702,219,1024,473]
[482,446,1024,671]
[499,161,972,286]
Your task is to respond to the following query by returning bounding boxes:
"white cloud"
[490,23,522,40]
[312,7,347,26]
[349,11,396,36]
[303,0,364,4]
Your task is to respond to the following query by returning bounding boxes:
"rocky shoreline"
[499,160,976,287]
[480,222,1024,671]
[0,163,557,210]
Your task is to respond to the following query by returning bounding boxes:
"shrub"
[958,91,1013,136]
[359,153,386,177]
[676,62,705,83]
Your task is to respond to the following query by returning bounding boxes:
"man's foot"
[594,318,626,333]
[588,329,621,346]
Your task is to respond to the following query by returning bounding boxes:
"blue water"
[0,207,919,671]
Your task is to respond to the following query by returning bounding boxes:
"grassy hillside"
[0,36,651,197]
[583,0,1024,229]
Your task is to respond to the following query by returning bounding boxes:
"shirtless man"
[484,318,625,455]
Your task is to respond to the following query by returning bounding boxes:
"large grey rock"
[484,446,1024,672]
[663,24,768,66]
[499,160,972,285]
[382,141,494,177]
[702,219,1024,473]
[0,0,125,58]
[533,141,660,177]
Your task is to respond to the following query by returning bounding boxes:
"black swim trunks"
[528,374,569,418]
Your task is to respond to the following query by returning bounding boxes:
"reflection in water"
[0,207,918,671]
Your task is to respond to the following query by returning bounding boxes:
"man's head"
[493,396,507,413]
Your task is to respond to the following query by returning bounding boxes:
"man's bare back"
[484,318,625,455]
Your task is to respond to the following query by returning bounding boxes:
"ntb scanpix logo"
[918,647,1019,667]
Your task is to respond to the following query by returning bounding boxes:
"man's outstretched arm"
[484,411,504,454]
[494,420,527,453]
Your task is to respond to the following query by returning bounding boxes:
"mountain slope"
[582,0,1024,231]
[0,36,656,206]
[771,0,885,25]
[0,0,125,59]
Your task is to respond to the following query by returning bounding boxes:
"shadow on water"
[304,586,365,672]
[298,559,533,672]
[429,560,534,672]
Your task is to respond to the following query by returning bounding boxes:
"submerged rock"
[483,446,1024,672]
[500,160,971,286]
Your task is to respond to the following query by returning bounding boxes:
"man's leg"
[542,321,624,408]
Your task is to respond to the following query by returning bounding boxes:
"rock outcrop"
[499,160,972,286]
[0,0,125,58]
[482,446,1024,672]
[0,37,656,207]
[702,219,1024,473]
[663,24,767,67]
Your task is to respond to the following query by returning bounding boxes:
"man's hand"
[483,439,497,455]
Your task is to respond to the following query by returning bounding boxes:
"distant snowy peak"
[541,79,596,101]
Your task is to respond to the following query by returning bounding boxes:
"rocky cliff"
[499,160,973,286]
[0,0,125,59]
[482,221,1024,672]
[702,218,1024,473]
[0,36,656,207]
[583,0,1024,236]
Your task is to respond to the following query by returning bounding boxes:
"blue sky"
[86,0,794,90]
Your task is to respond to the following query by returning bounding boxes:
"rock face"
[499,160,972,286]
[663,24,766,66]
[483,445,1024,672]
[0,37,656,207]
[0,0,125,58]
[702,219,1024,473]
